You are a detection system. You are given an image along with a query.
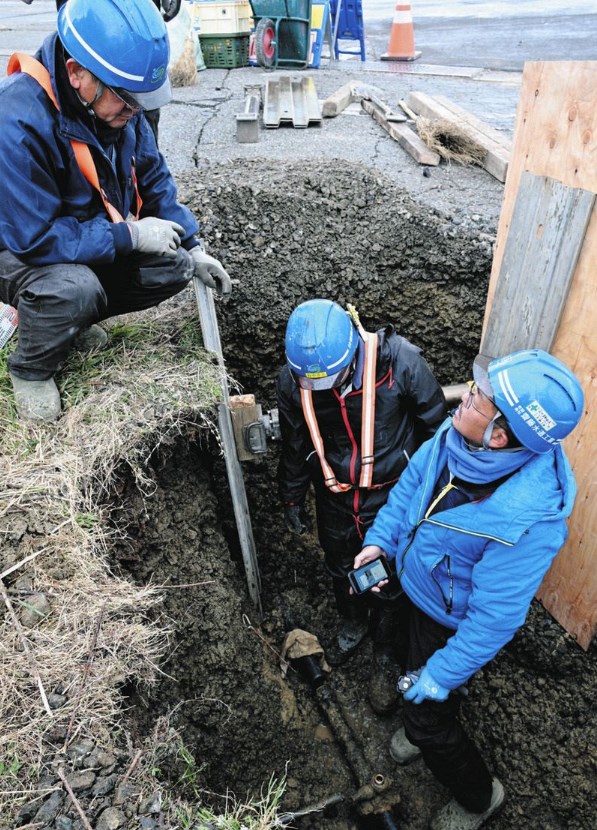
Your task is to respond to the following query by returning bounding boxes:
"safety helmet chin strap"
[75,79,104,118]
[481,413,501,450]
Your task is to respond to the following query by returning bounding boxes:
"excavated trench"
[113,162,597,830]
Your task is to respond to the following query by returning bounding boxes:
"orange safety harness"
[7,52,142,225]
[300,320,378,494]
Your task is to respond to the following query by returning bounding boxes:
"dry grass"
[0,291,223,821]
[416,117,487,165]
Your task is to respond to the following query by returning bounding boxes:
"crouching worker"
[354,349,584,829]
[277,299,446,714]
[0,0,230,422]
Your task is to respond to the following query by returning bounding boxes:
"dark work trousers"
[315,483,402,651]
[0,247,193,381]
[398,594,494,813]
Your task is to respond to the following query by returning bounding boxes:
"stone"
[19,592,51,627]
[139,818,157,830]
[87,747,117,771]
[139,792,161,815]
[96,807,126,830]
[114,781,140,805]
[55,817,74,830]
[48,693,68,710]
[34,791,65,823]
[67,738,96,761]
[92,773,118,797]
[67,770,96,791]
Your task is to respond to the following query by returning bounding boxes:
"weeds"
[0,294,224,823]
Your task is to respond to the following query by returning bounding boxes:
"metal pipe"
[442,382,469,406]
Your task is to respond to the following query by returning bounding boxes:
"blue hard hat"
[473,349,584,453]
[58,0,171,110]
[285,299,359,391]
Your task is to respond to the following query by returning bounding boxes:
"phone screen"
[349,557,390,593]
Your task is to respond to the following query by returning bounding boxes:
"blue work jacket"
[364,418,577,690]
[0,33,198,266]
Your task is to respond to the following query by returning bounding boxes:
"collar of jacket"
[413,419,576,546]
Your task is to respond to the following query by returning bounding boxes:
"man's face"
[67,61,140,128]
[452,381,499,446]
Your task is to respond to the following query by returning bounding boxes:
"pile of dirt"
[176,159,495,401]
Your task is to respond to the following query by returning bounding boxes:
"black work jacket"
[277,326,447,508]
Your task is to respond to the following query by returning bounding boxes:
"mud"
[113,159,597,830]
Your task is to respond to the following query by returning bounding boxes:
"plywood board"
[482,172,595,356]
[482,62,597,649]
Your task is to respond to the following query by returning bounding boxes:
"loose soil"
[112,161,597,830]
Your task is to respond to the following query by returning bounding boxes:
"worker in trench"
[1,0,230,423]
[354,350,584,830]
[277,298,446,714]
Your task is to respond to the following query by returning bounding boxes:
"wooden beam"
[481,171,595,356]
[322,82,354,117]
[482,61,597,650]
[361,99,440,166]
[405,90,511,182]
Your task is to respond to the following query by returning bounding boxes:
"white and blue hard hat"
[58,0,172,110]
[285,299,359,392]
[474,349,584,454]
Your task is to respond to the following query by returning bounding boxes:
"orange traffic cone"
[381,2,421,62]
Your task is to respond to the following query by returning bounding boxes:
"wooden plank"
[434,94,512,150]
[405,90,510,182]
[322,82,354,117]
[482,172,595,356]
[361,99,440,166]
[481,62,597,650]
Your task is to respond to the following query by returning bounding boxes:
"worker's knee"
[20,264,107,323]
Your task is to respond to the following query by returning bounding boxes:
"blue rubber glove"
[403,666,449,704]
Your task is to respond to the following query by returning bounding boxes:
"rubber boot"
[389,725,422,765]
[74,324,108,352]
[368,649,401,715]
[429,778,505,830]
[9,374,61,422]
[325,617,369,667]
[368,606,401,714]
[325,577,369,667]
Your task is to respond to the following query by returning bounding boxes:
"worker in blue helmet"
[45,0,182,142]
[277,299,446,715]
[355,349,584,830]
[0,0,230,422]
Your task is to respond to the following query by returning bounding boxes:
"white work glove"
[190,246,232,296]
[127,217,185,258]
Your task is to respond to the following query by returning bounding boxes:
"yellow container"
[191,1,253,36]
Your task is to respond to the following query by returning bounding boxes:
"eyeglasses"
[104,84,142,114]
[463,381,494,421]
[79,75,142,117]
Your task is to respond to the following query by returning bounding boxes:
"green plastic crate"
[199,33,250,68]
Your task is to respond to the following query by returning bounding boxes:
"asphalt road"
[1,0,596,226]
[2,0,597,73]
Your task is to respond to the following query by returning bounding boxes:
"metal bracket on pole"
[193,275,262,617]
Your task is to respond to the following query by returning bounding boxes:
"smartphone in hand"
[347,557,391,594]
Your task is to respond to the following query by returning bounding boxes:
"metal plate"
[264,75,323,128]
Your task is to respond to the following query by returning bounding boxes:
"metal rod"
[193,276,262,615]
